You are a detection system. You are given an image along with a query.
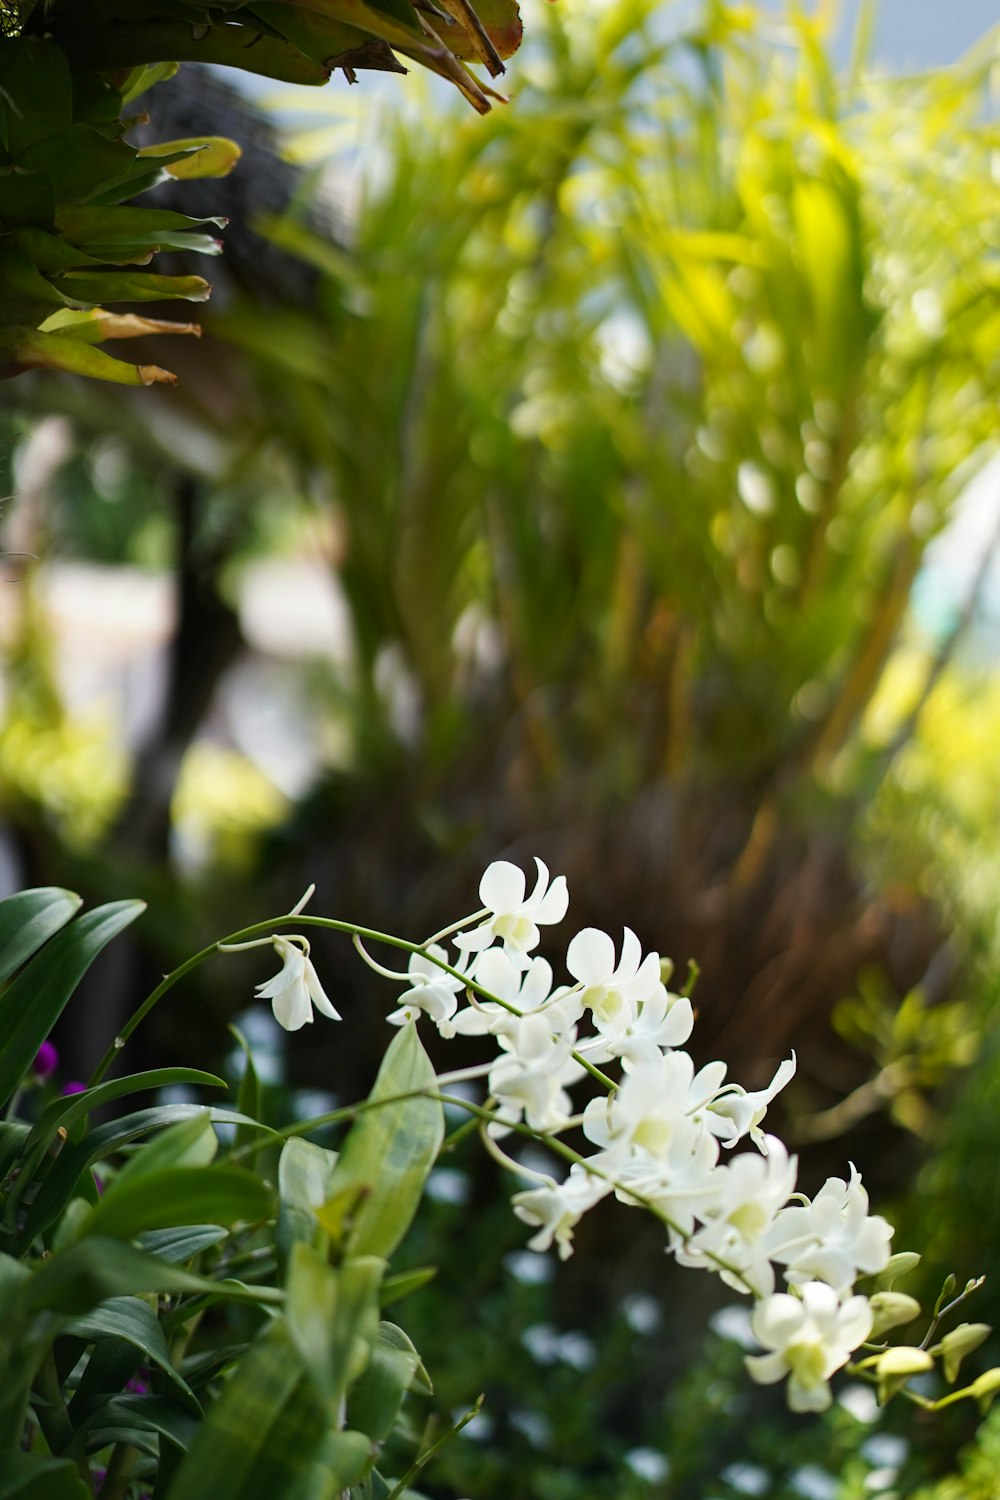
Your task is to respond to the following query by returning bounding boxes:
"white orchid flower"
[581,1051,708,1158]
[512,1164,613,1260]
[455,858,569,969]
[745,1282,873,1412]
[565,926,662,1037]
[385,944,471,1038]
[254,935,341,1033]
[707,1054,796,1151]
[770,1164,893,1295]
[676,1135,798,1297]
[452,951,556,1036]
[614,1121,721,1236]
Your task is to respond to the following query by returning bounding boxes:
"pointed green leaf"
[0,326,178,385]
[23,1105,277,1243]
[79,1164,273,1243]
[324,1023,443,1259]
[24,1069,227,1155]
[163,1322,331,1500]
[135,1225,229,1264]
[63,1296,199,1411]
[0,887,82,983]
[54,270,211,303]
[0,899,145,1111]
[277,1136,338,1272]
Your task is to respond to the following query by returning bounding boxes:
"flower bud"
[869,1292,921,1336]
[875,1251,921,1291]
[933,1322,992,1383]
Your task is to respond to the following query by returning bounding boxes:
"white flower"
[385,944,469,1037]
[512,1164,612,1259]
[582,1052,717,1158]
[745,1282,873,1412]
[452,950,556,1036]
[707,1055,796,1151]
[675,1135,797,1297]
[565,927,662,1037]
[488,1012,582,1133]
[770,1164,893,1295]
[614,1121,721,1236]
[255,936,341,1032]
[455,858,569,968]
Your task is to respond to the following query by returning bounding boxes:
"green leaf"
[322,1023,443,1259]
[77,1392,199,1452]
[141,136,243,180]
[348,1322,429,1442]
[277,1136,338,1273]
[113,1113,219,1185]
[0,1454,90,1500]
[0,887,82,984]
[53,270,212,303]
[15,125,135,204]
[0,171,56,230]
[22,1237,283,1318]
[58,23,331,86]
[79,1164,273,1242]
[0,325,179,385]
[163,1322,333,1500]
[23,1105,276,1243]
[63,1296,200,1411]
[136,1225,229,1264]
[24,1068,227,1155]
[55,203,227,242]
[0,40,73,157]
[286,1244,383,1407]
[380,1266,437,1309]
[0,899,145,1112]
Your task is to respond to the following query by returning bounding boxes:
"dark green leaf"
[25,1069,226,1155]
[0,899,145,1112]
[80,1164,273,1242]
[24,1108,276,1243]
[64,1296,199,1410]
[0,887,82,982]
[136,1225,229,1263]
[78,1392,199,1452]
[0,1454,90,1500]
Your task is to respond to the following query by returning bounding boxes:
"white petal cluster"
[416,858,892,1410]
[241,856,897,1416]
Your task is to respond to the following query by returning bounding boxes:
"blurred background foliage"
[1,0,1000,1493]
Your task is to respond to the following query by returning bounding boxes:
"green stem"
[91,910,618,1102]
[920,1277,986,1351]
[97,1439,138,1500]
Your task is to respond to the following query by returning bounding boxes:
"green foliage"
[217,0,998,814]
[0,889,448,1499]
[0,0,526,387]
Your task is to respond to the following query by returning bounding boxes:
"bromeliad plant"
[0,0,522,389]
[0,862,995,1499]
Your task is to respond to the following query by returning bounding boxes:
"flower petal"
[480,860,526,913]
[567,927,616,985]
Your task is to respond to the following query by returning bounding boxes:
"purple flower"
[33,1040,58,1080]
[62,1081,87,1095]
